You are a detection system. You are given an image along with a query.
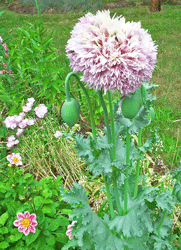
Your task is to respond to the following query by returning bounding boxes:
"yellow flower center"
[22,218,30,227]
[13,157,19,163]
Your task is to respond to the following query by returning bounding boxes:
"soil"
[1,0,180,15]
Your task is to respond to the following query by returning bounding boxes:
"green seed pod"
[148,107,155,123]
[141,83,147,100]
[121,92,142,119]
[176,191,181,201]
[61,98,80,127]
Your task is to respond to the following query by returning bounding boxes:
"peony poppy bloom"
[66,10,157,95]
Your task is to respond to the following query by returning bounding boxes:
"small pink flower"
[26,119,35,126]
[22,105,32,113]
[5,53,9,56]
[13,211,38,236]
[54,131,63,138]
[3,63,7,67]
[27,98,35,104]
[34,104,47,118]
[0,70,5,74]
[66,221,77,240]
[40,126,44,129]
[18,119,28,129]
[7,153,22,166]
[16,128,24,137]
[4,116,19,130]
[2,43,8,51]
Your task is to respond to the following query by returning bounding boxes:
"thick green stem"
[103,175,115,220]
[64,72,96,138]
[134,129,142,197]
[157,210,167,236]
[98,90,115,219]
[98,90,112,143]
[124,128,131,214]
[107,91,123,216]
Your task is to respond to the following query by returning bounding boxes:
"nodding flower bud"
[121,92,142,120]
[61,98,80,127]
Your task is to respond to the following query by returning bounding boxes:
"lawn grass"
[0,3,181,170]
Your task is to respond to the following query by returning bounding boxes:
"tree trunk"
[150,0,161,12]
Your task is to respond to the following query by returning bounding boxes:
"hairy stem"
[134,129,142,197]
[124,128,131,214]
[98,90,115,219]
[107,91,123,216]
[157,210,167,235]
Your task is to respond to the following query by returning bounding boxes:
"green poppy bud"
[121,92,142,119]
[61,98,80,127]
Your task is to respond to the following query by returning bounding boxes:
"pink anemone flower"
[66,10,158,95]
[7,153,22,165]
[13,211,38,236]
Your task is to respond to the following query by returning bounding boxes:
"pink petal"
[29,213,37,221]
[29,226,36,233]
[24,211,30,218]
[23,227,30,236]
[17,213,25,220]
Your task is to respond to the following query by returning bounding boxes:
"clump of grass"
[13,111,86,188]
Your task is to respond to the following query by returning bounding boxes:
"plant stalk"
[124,128,131,214]
[157,210,167,236]
[98,90,115,219]
[134,129,142,197]
[107,91,123,216]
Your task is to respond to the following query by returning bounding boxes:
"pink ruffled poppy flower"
[66,221,77,240]
[7,153,22,166]
[13,211,38,236]
[66,10,157,95]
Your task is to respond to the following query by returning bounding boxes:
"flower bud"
[61,98,80,127]
[121,92,142,119]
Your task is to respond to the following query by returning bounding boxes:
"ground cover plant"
[0,1,181,249]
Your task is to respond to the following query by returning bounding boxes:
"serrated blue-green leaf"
[151,235,173,250]
[60,183,128,250]
[75,134,94,163]
[109,209,142,237]
[155,191,175,210]
[96,134,112,150]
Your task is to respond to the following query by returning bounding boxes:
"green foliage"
[0,17,65,114]
[0,165,72,249]
[60,83,181,249]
